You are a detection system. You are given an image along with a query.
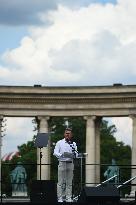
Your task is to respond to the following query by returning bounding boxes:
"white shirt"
[53,138,78,161]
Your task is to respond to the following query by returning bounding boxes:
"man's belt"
[60,161,72,163]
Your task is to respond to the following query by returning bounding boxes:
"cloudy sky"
[0,0,135,155]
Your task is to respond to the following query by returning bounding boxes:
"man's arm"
[53,141,62,158]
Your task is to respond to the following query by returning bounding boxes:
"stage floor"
[0,197,135,205]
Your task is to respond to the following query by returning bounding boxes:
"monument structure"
[104,159,119,185]
[10,162,27,197]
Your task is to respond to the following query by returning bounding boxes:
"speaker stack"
[78,185,120,205]
[29,180,57,203]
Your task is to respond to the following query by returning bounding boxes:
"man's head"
[64,128,72,142]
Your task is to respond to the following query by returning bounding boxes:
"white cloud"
[0,1,136,85]
[0,0,136,151]
[111,117,132,146]
[2,117,36,155]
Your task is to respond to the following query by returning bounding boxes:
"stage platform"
[0,197,135,205]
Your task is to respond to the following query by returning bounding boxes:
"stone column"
[130,115,136,194]
[95,117,102,184]
[0,115,3,196]
[84,116,96,186]
[37,116,50,180]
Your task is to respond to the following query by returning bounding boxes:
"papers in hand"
[63,152,74,158]
[77,153,88,158]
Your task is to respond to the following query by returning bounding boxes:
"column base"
[126,190,136,198]
[12,191,28,197]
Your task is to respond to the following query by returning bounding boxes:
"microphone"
[83,153,88,156]
[52,142,56,146]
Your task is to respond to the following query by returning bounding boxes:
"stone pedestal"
[12,191,27,197]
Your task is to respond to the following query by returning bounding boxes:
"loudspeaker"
[30,180,57,203]
[78,185,120,205]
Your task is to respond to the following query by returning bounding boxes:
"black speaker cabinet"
[30,180,57,203]
[78,185,120,205]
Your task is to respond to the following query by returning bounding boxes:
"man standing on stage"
[53,128,78,202]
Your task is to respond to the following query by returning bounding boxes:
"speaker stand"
[39,147,42,181]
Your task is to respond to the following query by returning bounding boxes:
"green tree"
[1,161,12,196]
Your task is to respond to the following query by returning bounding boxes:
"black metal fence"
[1,160,136,201]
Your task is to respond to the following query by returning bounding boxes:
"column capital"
[84,115,96,121]
[129,114,136,120]
[0,116,4,127]
[0,115,4,122]
[37,116,50,121]
[37,116,50,133]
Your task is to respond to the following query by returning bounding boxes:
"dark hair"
[65,128,72,131]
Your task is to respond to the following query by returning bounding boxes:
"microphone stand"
[39,148,43,181]
[69,142,87,193]
[73,153,87,202]
[78,153,87,191]
[67,141,77,200]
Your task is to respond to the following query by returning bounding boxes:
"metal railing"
[1,161,136,202]
[117,176,136,189]
[96,175,118,187]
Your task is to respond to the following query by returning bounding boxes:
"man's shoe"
[66,198,73,202]
[58,198,63,202]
